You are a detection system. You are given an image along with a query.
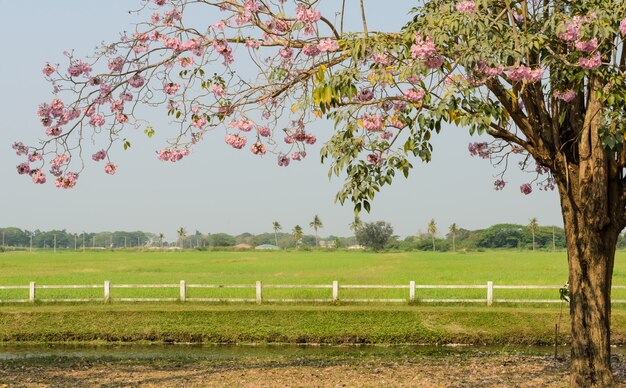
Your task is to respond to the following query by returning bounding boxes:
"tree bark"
[555,156,623,387]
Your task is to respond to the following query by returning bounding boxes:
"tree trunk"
[556,161,622,386]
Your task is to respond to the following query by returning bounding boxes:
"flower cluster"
[493,179,506,191]
[578,53,601,69]
[468,142,490,159]
[519,183,532,195]
[553,89,576,102]
[225,134,247,149]
[317,38,339,52]
[92,150,107,162]
[104,162,117,175]
[250,142,267,155]
[411,35,443,68]
[621,18,626,36]
[229,119,254,132]
[157,148,190,162]
[404,88,425,103]
[361,113,384,132]
[507,65,544,83]
[455,1,476,15]
[55,172,78,189]
[277,154,290,167]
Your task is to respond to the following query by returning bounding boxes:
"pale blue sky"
[0,1,562,240]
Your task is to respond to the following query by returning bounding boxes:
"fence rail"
[0,280,620,305]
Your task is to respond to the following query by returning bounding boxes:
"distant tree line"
[6,223,626,251]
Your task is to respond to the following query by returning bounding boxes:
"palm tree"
[428,219,437,252]
[158,233,165,250]
[272,221,282,247]
[449,223,458,252]
[528,217,539,251]
[309,215,323,247]
[349,216,363,244]
[292,225,303,248]
[177,227,187,249]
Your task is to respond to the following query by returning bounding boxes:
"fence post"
[104,280,110,303]
[256,281,262,304]
[179,280,186,302]
[409,281,415,303]
[487,281,493,306]
[332,281,339,302]
[29,281,36,303]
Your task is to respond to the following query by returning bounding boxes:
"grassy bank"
[2,304,626,346]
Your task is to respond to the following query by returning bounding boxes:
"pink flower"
[455,1,476,14]
[89,114,106,127]
[411,36,437,60]
[250,142,266,155]
[279,47,293,59]
[12,142,29,156]
[404,88,425,103]
[372,54,393,66]
[621,18,626,36]
[157,148,189,162]
[178,57,194,68]
[108,57,125,72]
[578,52,601,69]
[361,113,384,132]
[277,154,290,166]
[553,89,576,102]
[104,162,117,175]
[212,21,226,31]
[520,183,532,195]
[163,82,180,95]
[468,142,490,159]
[574,38,598,53]
[92,150,107,162]
[318,39,339,52]
[55,172,78,189]
[42,64,56,76]
[120,92,133,102]
[212,84,225,98]
[45,127,62,137]
[493,179,506,191]
[367,152,382,165]
[154,0,167,5]
[28,153,43,162]
[474,61,504,78]
[67,61,92,77]
[110,100,124,113]
[225,134,247,149]
[357,89,374,102]
[303,45,320,57]
[16,163,30,175]
[258,126,270,137]
[291,151,306,161]
[245,39,261,49]
[31,170,46,184]
[116,113,129,123]
[128,74,145,88]
[192,116,207,129]
[507,65,544,82]
[296,4,321,23]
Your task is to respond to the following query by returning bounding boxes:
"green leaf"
[144,125,155,138]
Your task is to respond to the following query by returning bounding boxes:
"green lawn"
[0,249,625,301]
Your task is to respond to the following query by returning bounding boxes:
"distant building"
[347,245,365,250]
[255,244,280,250]
[234,243,253,249]
[319,240,336,248]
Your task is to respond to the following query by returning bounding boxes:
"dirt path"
[3,354,626,387]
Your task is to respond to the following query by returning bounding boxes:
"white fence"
[1,281,625,305]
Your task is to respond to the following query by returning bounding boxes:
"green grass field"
[1,249,626,301]
[2,250,626,346]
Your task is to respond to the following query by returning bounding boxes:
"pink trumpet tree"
[14,1,626,385]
